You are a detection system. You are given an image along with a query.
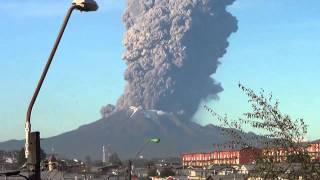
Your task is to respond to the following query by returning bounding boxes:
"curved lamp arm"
[25,5,77,159]
[134,138,160,159]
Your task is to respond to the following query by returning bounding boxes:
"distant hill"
[312,139,320,143]
[0,110,233,160]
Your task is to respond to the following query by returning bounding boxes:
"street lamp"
[72,0,98,12]
[129,138,160,179]
[135,138,161,159]
[24,0,98,179]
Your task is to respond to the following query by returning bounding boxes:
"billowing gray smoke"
[116,0,238,119]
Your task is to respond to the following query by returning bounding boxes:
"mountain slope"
[0,110,230,160]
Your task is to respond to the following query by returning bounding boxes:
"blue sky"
[0,0,319,142]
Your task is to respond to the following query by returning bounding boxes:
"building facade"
[182,147,261,168]
[182,142,320,168]
[263,142,320,163]
[308,142,320,162]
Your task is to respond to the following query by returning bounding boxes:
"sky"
[0,0,319,142]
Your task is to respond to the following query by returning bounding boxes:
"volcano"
[0,109,231,160]
[0,0,242,160]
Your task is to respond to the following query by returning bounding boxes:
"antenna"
[102,145,106,164]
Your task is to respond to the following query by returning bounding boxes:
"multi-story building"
[262,142,320,163]
[182,142,320,168]
[307,142,320,162]
[182,147,261,168]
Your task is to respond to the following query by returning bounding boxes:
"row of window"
[184,155,240,161]
[183,159,240,166]
[183,152,240,161]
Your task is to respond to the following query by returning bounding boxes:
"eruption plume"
[116,0,238,119]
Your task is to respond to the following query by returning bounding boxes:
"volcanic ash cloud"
[116,0,238,120]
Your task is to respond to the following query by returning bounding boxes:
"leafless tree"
[205,83,320,179]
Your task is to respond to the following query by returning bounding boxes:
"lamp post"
[129,138,160,180]
[24,0,98,179]
[134,138,161,159]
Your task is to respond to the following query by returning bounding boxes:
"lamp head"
[149,138,160,144]
[72,0,98,12]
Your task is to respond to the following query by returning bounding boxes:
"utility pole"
[128,160,132,180]
[27,132,41,180]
